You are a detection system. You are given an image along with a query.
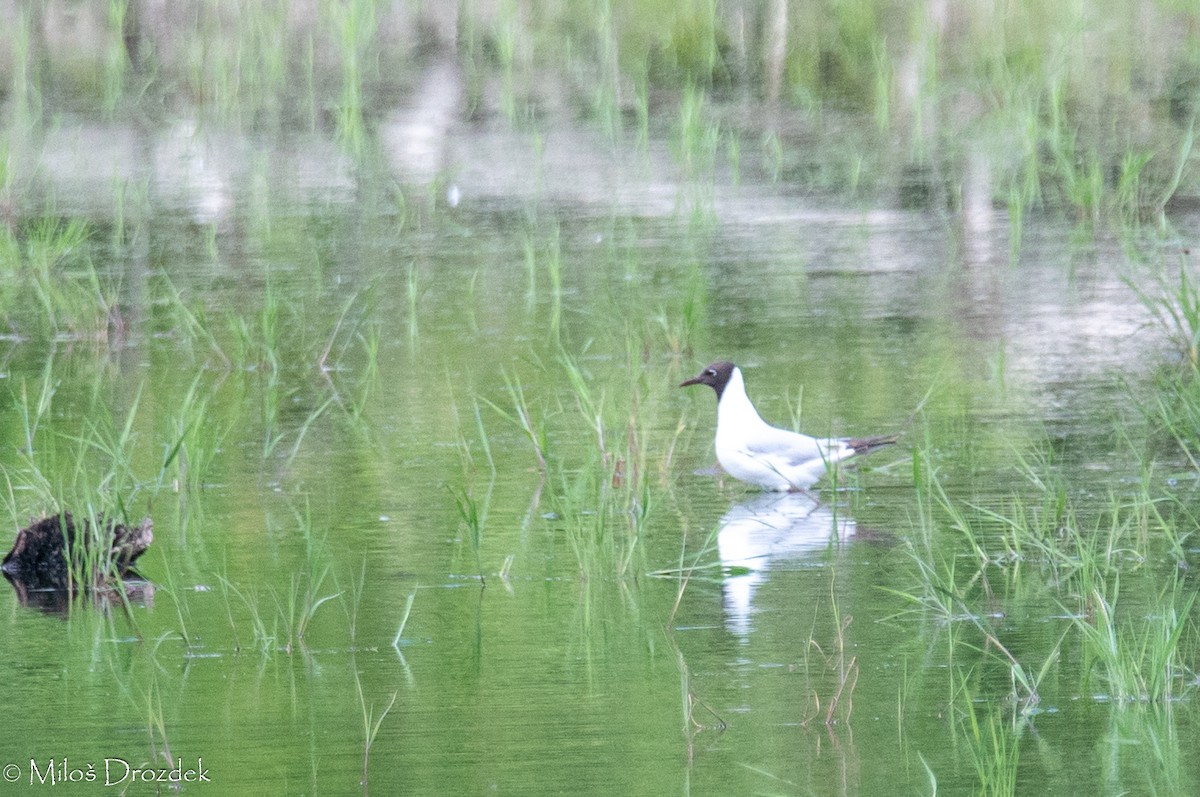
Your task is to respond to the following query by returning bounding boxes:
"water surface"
[2,7,1200,794]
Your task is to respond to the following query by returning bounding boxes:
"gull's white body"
[715,367,851,490]
[682,362,897,492]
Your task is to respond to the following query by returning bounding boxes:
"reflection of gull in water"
[718,493,855,637]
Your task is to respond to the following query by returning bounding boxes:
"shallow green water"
[1,186,1198,794]
[2,3,1200,794]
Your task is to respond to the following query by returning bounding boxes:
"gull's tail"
[846,433,901,457]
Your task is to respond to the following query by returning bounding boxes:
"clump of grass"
[492,0,523,122]
[157,559,195,648]
[554,463,645,582]
[895,442,1074,709]
[481,369,549,476]
[651,259,706,357]
[153,274,231,367]
[901,424,1200,718]
[476,341,687,586]
[216,565,339,656]
[0,359,163,618]
[228,277,282,373]
[103,0,132,115]
[1071,574,1198,704]
[214,505,341,655]
[354,669,397,793]
[1045,94,1105,224]
[1150,121,1195,224]
[274,568,340,655]
[886,533,1058,713]
[519,228,564,342]
[549,345,687,579]
[960,694,1022,797]
[448,481,490,583]
[8,3,42,126]
[215,576,277,654]
[672,83,719,214]
[315,288,382,431]
[1126,255,1200,472]
[587,0,624,142]
[798,574,860,728]
[6,357,131,507]
[1127,256,1200,368]
[327,0,378,154]
[158,373,230,494]
[0,218,114,340]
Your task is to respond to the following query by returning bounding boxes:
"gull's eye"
[706,368,717,376]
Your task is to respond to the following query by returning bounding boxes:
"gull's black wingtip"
[847,433,902,456]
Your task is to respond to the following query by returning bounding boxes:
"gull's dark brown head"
[680,361,737,399]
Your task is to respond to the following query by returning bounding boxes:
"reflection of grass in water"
[1104,706,1186,795]
[4,3,1195,220]
[143,680,177,776]
[106,672,180,782]
[794,573,860,728]
[179,500,345,656]
[183,2,294,122]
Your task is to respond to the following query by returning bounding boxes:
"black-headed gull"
[681,361,898,491]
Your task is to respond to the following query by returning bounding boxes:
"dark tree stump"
[2,512,152,593]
